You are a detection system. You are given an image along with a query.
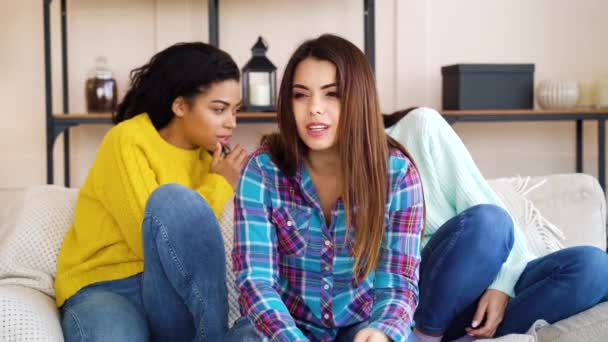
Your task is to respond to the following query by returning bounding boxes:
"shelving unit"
[442,108,608,191]
[43,0,376,186]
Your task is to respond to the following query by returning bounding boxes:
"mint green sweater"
[385,107,535,297]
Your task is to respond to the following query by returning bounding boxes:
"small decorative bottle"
[85,56,117,113]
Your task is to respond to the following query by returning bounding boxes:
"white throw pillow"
[489,177,565,257]
[0,186,78,297]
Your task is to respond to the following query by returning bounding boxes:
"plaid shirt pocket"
[271,206,311,256]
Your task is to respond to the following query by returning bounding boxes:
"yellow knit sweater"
[55,113,234,307]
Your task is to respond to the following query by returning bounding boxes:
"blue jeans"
[413,204,608,341]
[61,184,228,342]
[225,317,418,341]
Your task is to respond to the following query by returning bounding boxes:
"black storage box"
[441,64,535,110]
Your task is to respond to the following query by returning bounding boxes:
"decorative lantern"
[242,37,277,112]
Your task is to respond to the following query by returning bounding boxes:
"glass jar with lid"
[85,56,118,113]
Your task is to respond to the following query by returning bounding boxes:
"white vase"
[536,80,579,109]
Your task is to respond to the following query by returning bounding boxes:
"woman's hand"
[353,328,390,342]
[210,143,248,190]
[465,289,509,338]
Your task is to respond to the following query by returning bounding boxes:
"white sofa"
[1,173,607,342]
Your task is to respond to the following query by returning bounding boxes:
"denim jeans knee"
[61,288,149,342]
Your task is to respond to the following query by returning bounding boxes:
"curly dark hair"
[113,42,240,129]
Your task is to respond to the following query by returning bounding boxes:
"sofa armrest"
[0,285,63,341]
[525,174,606,250]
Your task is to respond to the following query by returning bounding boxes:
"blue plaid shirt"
[233,147,424,341]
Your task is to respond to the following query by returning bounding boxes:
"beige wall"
[1,0,607,188]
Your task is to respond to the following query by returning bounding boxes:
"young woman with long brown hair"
[226,34,424,341]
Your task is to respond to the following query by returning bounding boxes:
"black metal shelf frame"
[43,0,377,186]
[444,112,608,191]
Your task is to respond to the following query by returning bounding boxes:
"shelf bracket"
[50,122,76,149]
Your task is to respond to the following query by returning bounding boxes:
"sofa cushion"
[0,285,64,342]
[489,176,566,257]
[0,186,77,297]
[531,301,608,342]
[525,174,606,250]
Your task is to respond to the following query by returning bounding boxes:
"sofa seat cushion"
[531,301,608,342]
[0,285,64,341]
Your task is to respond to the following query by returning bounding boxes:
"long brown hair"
[263,34,421,279]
